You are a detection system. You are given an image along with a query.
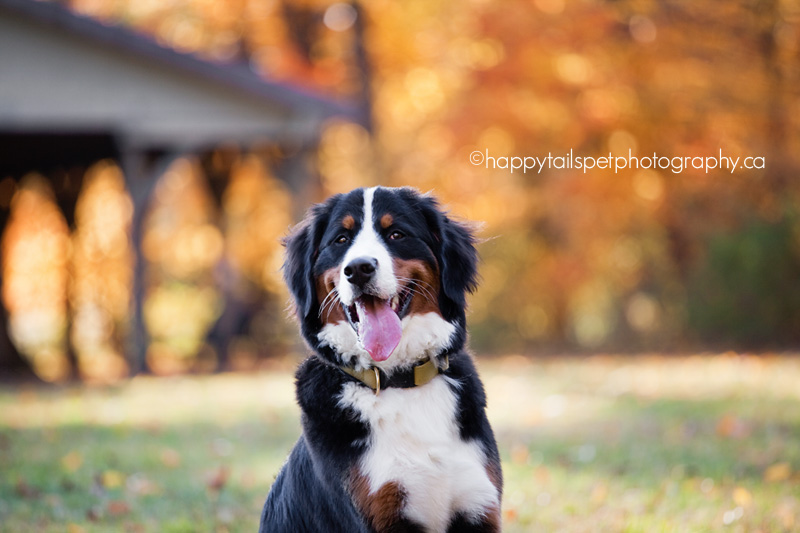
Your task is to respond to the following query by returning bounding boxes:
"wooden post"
[120,149,181,375]
[273,141,320,220]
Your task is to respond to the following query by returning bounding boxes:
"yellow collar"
[340,356,449,396]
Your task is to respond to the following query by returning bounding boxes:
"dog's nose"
[344,257,378,288]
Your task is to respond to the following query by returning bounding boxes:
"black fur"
[261,354,500,532]
[282,188,479,365]
[261,187,501,533]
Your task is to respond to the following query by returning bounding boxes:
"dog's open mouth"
[343,284,414,362]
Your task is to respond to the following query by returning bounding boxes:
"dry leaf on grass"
[764,462,792,483]
[206,465,230,492]
[732,486,752,507]
[108,500,131,516]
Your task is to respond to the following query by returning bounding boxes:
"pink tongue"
[355,297,402,362]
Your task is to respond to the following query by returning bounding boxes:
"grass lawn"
[1,353,799,532]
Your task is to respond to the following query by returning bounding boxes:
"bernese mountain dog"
[259,186,502,532]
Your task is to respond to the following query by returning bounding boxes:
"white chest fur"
[338,377,499,532]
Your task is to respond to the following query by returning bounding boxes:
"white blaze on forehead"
[337,187,397,306]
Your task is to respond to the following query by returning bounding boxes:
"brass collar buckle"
[372,367,381,396]
[340,356,448,397]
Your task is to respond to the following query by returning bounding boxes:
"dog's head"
[283,186,478,372]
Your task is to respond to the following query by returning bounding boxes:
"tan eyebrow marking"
[342,214,355,230]
[380,213,393,229]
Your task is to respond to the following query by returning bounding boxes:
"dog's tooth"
[391,295,399,311]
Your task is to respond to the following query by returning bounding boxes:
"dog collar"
[340,356,449,396]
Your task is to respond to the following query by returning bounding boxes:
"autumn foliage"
[1,0,799,380]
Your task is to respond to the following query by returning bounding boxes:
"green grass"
[1,354,799,532]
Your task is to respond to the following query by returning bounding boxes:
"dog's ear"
[282,202,331,320]
[438,215,478,307]
[413,192,478,308]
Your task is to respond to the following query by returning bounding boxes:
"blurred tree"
[1,175,72,381]
[355,0,800,350]
[0,276,36,380]
[141,157,224,374]
[70,161,133,382]
[688,215,800,345]
[207,152,295,370]
[8,0,796,363]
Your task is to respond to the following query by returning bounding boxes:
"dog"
[259,186,502,532]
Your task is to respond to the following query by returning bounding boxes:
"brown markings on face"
[349,469,406,530]
[380,213,393,229]
[342,214,355,230]
[316,266,345,324]
[393,258,442,317]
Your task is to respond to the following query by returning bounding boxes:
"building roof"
[0,0,366,149]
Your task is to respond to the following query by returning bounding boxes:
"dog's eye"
[388,231,405,240]
[335,234,349,244]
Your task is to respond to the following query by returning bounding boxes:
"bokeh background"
[2,0,798,383]
[1,0,800,530]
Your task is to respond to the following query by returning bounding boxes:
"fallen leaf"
[67,524,85,533]
[591,483,608,505]
[102,470,126,489]
[15,479,40,499]
[108,500,131,516]
[716,415,749,438]
[504,507,518,523]
[160,448,182,468]
[61,451,83,473]
[510,444,529,465]
[732,486,752,507]
[777,500,796,530]
[207,465,230,492]
[534,466,550,485]
[764,462,791,483]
